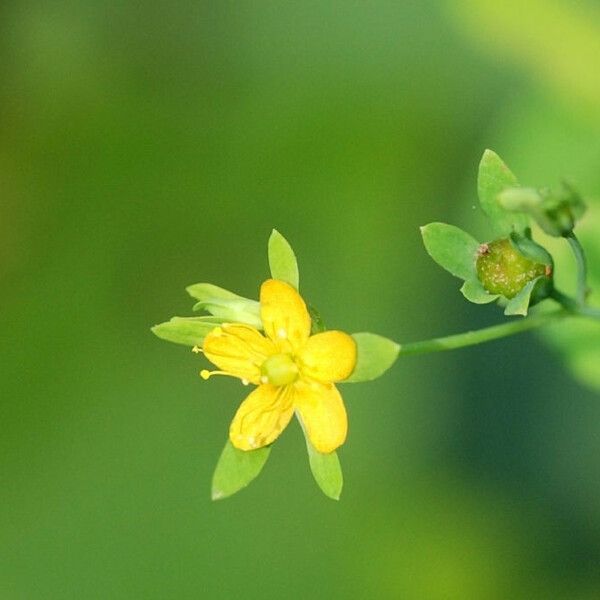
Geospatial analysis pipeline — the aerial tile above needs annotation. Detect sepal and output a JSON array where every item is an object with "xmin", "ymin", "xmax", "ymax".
[
  {"xmin": 478, "ymin": 150, "xmax": 529, "ymax": 236},
  {"xmin": 211, "ymin": 440, "xmax": 271, "ymax": 500},
  {"xmin": 304, "ymin": 436, "xmax": 343, "ymax": 500},
  {"xmin": 504, "ymin": 277, "xmax": 546, "ymax": 316},
  {"xmin": 420, "ymin": 222, "xmax": 480, "ymax": 281},
  {"xmin": 344, "ymin": 333, "xmax": 400, "ymax": 382},
  {"xmin": 151, "ymin": 316, "xmax": 225, "ymax": 346},
  {"xmin": 268, "ymin": 229, "xmax": 300, "ymax": 289},
  {"xmin": 460, "ymin": 278, "xmax": 499, "ymax": 304}
]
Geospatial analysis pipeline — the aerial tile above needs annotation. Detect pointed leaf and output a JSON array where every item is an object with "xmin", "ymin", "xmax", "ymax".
[
  {"xmin": 151, "ymin": 316, "xmax": 223, "ymax": 346},
  {"xmin": 478, "ymin": 149, "xmax": 528, "ymax": 236},
  {"xmin": 345, "ymin": 333, "xmax": 400, "ymax": 383},
  {"xmin": 420, "ymin": 223, "xmax": 480, "ymax": 280},
  {"xmin": 211, "ymin": 440, "xmax": 271, "ymax": 500},
  {"xmin": 460, "ymin": 278, "xmax": 500, "ymax": 305},
  {"xmin": 268, "ymin": 229, "xmax": 299, "ymax": 289},
  {"xmin": 305, "ymin": 442, "xmax": 343, "ymax": 500}
]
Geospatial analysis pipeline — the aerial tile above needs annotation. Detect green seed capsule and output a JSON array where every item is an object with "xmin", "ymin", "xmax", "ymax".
[{"xmin": 476, "ymin": 238, "xmax": 549, "ymax": 299}]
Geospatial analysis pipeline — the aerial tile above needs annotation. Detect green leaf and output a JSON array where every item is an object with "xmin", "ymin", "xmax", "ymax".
[
  {"xmin": 460, "ymin": 278, "xmax": 499, "ymax": 304},
  {"xmin": 420, "ymin": 222, "xmax": 480, "ymax": 280},
  {"xmin": 305, "ymin": 441, "xmax": 343, "ymax": 501},
  {"xmin": 151, "ymin": 316, "xmax": 223, "ymax": 346},
  {"xmin": 211, "ymin": 440, "xmax": 271, "ymax": 501},
  {"xmin": 345, "ymin": 332, "xmax": 400, "ymax": 383},
  {"xmin": 478, "ymin": 149, "xmax": 528, "ymax": 236},
  {"xmin": 268, "ymin": 229, "xmax": 299, "ymax": 289},
  {"xmin": 504, "ymin": 277, "xmax": 542, "ymax": 316}
]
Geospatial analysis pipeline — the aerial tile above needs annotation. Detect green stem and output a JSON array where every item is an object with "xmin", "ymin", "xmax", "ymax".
[
  {"xmin": 399, "ymin": 309, "xmax": 568, "ymax": 357},
  {"xmin": 566, "ymin": 232, "xmax": 588, "ymax": 305},
  {"xmin": 551, "ymin": 289, "xmax": 600, "ymax": 319}
]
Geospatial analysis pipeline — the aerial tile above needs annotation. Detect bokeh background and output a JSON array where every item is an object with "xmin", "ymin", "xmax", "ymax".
[{"xmin": 2, "ymin": 1, "xmax": 600, "ymax": 598}]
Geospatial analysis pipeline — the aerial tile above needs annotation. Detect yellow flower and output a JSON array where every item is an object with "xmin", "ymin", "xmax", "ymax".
[{"xmin": 200, "ymin": 279, "xmax": 357, "ymax": 453}]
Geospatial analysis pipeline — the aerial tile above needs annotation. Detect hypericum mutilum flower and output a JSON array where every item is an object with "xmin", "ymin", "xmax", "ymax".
[{"xmin": 200, "ymin": 279, "xmax": 357, "ymax": 453}]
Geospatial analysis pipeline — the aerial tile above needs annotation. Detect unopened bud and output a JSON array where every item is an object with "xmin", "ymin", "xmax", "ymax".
[{"xmin": 498, "ymin": 183, "xmax": 586, "ymax": 237}]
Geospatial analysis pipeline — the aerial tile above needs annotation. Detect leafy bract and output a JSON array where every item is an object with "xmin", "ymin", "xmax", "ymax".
[
  {"xmin": 478, "ymin": 150, "xmax": 528, "ymax": 236},
  {"xmin": 345, "ymin": 333, "xmax": 400, "ymax": 383},
  {"xmin": 151, "ymin": 316, "xmax": 224, "ymax": 346},
  {"xmin": 211, "ymin": 440, "xmax": 271, "ymax": 500},
  {"xmin": 268, "ymin": 229, "xmax": 300, "ymax": 289},
  {"xmin": 421, "ymin": 222, "xmax": 480, "ymax": 280}
]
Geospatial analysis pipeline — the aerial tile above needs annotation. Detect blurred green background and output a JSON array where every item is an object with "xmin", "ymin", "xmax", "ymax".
[{"xmin": 2, "ymin": 1, "xmax": 600, "ymax": 598}]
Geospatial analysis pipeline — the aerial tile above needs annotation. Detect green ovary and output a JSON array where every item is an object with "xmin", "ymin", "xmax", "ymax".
[
  {"xmin": 261, "ymin": 353, "xmax": 299, "ymax": 386},
  {"xmin": 476, "ymin": 239, "xmax": 547, "ymax": 299}
]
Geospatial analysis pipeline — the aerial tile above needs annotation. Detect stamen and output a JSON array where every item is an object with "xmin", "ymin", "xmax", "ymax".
[
  {"xmin": 200, "ymin": 369, "xmax": 243, "ymax": 381},
  {"xmin": 277, "ymin": 328, "xmax": 287, "ymax": 339},
  {"xmin": 241, "ymin": 378, "xmax": 249, "ymax": 386},
  {"xmin": 192, "ymin": 346, "xmax": 204, "ymax": 354},
  {"xmin": 260, "ymin": 375, "xmax": 269, "ymax": 384}
]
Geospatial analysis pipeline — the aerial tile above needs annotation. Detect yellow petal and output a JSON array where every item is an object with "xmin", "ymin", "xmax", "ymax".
[
  {"xmin": 229, "ymin": 384, "xmax": 294, "ymax": 450},
  {"xmin": 297, "ymin": 330, "xmax": 357, "ymax": 383},
  {"xmin": 203, "ymin": 324, "xmax": 276, "ymax": 384},
  {"xmin": 260, "ymin": 279, "xmax": 311, "ymax": 351},
  {"xmin": 294, "ymin": 381, "xmax": 347, "ymax": 453}
]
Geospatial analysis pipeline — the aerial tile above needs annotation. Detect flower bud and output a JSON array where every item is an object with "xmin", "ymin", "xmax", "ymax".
[
  {"xmin": 186, "ymin": 283, "xmax": 263, "ymax": 329},
  {"xmin": 498, "ymin": 183, "xmax": 586, "ymax": 237},
  {"xmin": 476, "ymin": 238, "xmax": 551, "ymax": 299}
]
